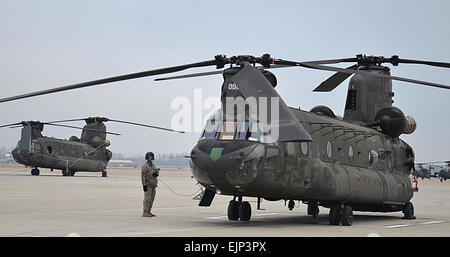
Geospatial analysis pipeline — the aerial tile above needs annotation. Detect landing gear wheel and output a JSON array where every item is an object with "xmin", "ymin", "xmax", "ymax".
[
  {"xmin": 227, "ymin": 200, "xmax": 240, "ymax": 221},
  {"xmin": 239, "ymin": 201, "xmax": 252, "ymax": 221},
  {"xmin": 102, "ymin": 171, "xmax": 107, "ymax": 177},
  {"xmin": 341, "ymin": 205, "xmax": 353, "ymax": 226},
  {"xmin": 31, "ymin": 168, "xmax": 40, "ymax": 176},
  {"xmin": 329, "ymin": 205, "xmax": 342, "ymax": 225},
  {"xmin": 62, "ymin": 170, "xmax": 74, "ymax": 176},
  {"xmin": 402, "ymin": 202, "xmax": 416, "ymax": 220},
  {"xmin": 307, "ymin": 202, "xmax": 319, "ymax": 218}
]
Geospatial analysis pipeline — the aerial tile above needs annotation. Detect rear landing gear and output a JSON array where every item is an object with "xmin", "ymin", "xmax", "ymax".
[
  {"xmin": 329, "ymin": 204, "xmax": 353, "ymax": 226},
  {"xmin": 31, "ymin": 168, "xmax": 40, "ymax": 176},
  {"xmin": 329, "ymin": 205, "xmax": 342, "ymax": 225},
  {"xmin": 227, "ymin": 197, "xmax": 252, "ymax": 221},
  {"xmin": 307, "ymin": 202, "xmax": 320, "ymax": 218},
  {"xmin": 102, "ymin": 171, "xmax": 107, "ymax": 177},
  {"xmin": 62, "ymin": 170, "xmax": 75, "ymax": 176},
  {"xmin": 341, "ymin": 205, "xmax": 353, "ymax": 226},
  {"xmin": 402, "ymin": 202, "xmax": 416, "ymax": 219}
]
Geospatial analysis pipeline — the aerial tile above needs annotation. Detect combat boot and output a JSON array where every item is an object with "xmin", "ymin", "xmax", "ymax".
[
  {"xmin": 149, "ymin": 212, "xmax": 156, "ymax": 217},
  {"xmin": 142, "ymin": 211, "xmax": 153, "ymax": 217}
]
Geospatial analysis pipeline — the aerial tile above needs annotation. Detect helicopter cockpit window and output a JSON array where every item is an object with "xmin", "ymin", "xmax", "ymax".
[
  {"xmin": 30, "ymin": 140, "xmax": 41, "ymax": 153},
  {"xmin": 201, "ymin": 120, "xmax": 220, "ymax": 140},
  {"xmin": 286, "ymin": 142, "xmax": 297, "ymax": 157},
  {"xmin": 264, "ymin": 147, "xmax": 279, "ymax": 169},
  {"xmin": 300, "ymin": 142, "xmax": 309, "ymax": 157},
  {"xmin": 236, "ymin": 122, "xmax": 250, "ymax": 140},
  {"xmin": 200, "ymin": 118, "xmax": 266, "ymax": 142},
  {"xmin": 248, "ymin": 123, "xmax": 263, "ymax": 142},
  {"xmin": 219, "ymin": 122, "xmax": 236, "ymax": 140}
]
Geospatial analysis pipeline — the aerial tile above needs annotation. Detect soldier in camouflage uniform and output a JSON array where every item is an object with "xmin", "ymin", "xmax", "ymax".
[{"xmin": 141, "ymin": 152, "xmax": 159, "ymax": 217}]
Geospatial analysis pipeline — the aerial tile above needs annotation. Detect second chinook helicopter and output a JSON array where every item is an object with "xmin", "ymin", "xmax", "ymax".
[
  {"xmin": 0, "ymin": 54, "xmax": 448, "ymax": 226},
  {"xmin": 412, "ymin": 163, "xmax": 432, "ymax": 179},
  {"xmin": 0, "ymin": 117, "xmax": 183, "ymax": 177}
]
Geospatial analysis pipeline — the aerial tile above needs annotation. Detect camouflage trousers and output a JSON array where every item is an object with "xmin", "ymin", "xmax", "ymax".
[{"xmin": 143, "ymin": 187, "xmax": 156, "ymax": 212}]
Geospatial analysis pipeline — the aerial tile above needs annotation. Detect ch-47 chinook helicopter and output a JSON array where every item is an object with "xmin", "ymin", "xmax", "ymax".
[
  {"xmin": 0, "ymin": 54, "xmax": 449, "ymax": 226},
  {"xmin": 412, "ymin": 163, "xmax": 432, "ymax": 179},
  {"xmin": 0, "ymin": 117, "xmax": 183, "ymax": 177},
  {"xmin": 412, "ymin": 161, "xmax": 450, "ymax": 181},
  {"xmin": 438, "ymin": 162, "xmax": 450, "ymax": 182}
]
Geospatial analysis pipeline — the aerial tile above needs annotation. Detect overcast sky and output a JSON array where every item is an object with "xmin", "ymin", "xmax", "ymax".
[{"xmin": 0, "ymin": 0, "xmax": 449, "ymax": 161}]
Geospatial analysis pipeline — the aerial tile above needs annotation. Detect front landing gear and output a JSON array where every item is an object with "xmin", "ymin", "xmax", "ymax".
[
  {"xmin": 239, "ymin": 201, "xmax": 252, "ymax": 221},
  {"xmin": 227, "ymin": 200, "xmax": 239, "ymax": 221},
  {"xmin": 402, "ymin": 202, "xmax": 416, "ymax": 220},
  {"xmin": 102, "ymin": 171, "xmax": 107, "ymax": 177},
  {"xmin": 227, "ymin": 197, "xmax": 252, "ymax": 221},
  {"xmin": 31, "ymin": 168, "xmax": 40, "ymax": 176}
]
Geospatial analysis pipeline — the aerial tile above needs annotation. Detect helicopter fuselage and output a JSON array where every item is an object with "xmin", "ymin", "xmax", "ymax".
[
  {"xmin": 12, "ymin": 136, "xmax": 112, "ymax": 173},
  {"xmin": 191, "ymin": 107, "xmax": 414, "ymax": 212}
]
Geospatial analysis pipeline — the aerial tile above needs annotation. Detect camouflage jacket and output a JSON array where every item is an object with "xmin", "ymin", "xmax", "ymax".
[{"xmin": 141, "ymin": 161, "xmax": 159, "ymax": 188}]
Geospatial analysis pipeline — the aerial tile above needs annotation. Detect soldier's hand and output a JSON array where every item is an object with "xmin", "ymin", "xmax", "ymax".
[{"xmin": 143, "ymin": 185, "xmax": 148, "ymax": 192}]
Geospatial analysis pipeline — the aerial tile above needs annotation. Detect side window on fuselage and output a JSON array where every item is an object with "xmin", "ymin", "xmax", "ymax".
[{"xmin": 264, "ymin": 147, "xmax": 280, "ymax": 170}]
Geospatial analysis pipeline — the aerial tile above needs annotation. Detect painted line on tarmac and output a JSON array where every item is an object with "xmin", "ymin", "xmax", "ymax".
[
  {"xmin": 384, "ymin": 220, "xmax": 445, "ymax": 228},
  {"xmin": 418, "ymin": 220, "xmax": 445, "ymax": 225},
  {"xmin": 385, "ymin": 224, "xmax": 411, "ymax": 228}
]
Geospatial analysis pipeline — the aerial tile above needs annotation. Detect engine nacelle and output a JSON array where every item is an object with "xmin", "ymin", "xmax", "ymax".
[
  {"xmin": 310, "ymin": 105, "xmax": 336, "ymax": 118},
  {"xmin": 91, "ymin": 136, "xmax": 110, "ymax": 147},
  {"xmin": 403, "ymin": 116, "xmax": 417, "ymax": 134},
  {"xmin": 374, "ymin": 107, "xmax": 416, "ymax": 137},
  {"xmin": 261, "ymin": 70, "xmax": 277, "ymax": 88}
]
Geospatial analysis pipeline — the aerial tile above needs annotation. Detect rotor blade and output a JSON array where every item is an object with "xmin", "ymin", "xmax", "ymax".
[
  {"xmin": 154, "ymin": 64, "xmax": 294, "ymax": 82},
  {"xmin": 280, "ymin": 61, "xmax": 450, "ymax": 90},
  {"xmin": 9, "ymin": 125, "xmax": 24, "ymax": 129},
  {"xmin": 0, "ymin": 122, "xmax": 23, "ymax": 129},
  {"xmin": 0, "ymin": 59, "xmax": 220, "ymax": 103},
  {"xmin": 44, "ymin": 123, "xmax": 121, "ymax": 135},
  {"xmin": 302, "ymin": 58, "xmax": 358, "ymax": 65},
  {"xmin": 154, "ymin": 70, "xmax": 223, "ymax": 81},
  {"xmin": 395, "ymin": 58, "xmax": 450, "ymax": 68},
  {"xmin": 152, "ymin": 57, "xmax": 360, "ymax": 82},
  {"xmin": 313, "ymin": 64, "xmax": 359, "ymax": 92},
  {"xmin": 44, "ymin": 118, "xmax": 88, "ymax": 124},
  {"xmin": 106, "ymin": 119, "xmax": 186, "ymax": 134}
]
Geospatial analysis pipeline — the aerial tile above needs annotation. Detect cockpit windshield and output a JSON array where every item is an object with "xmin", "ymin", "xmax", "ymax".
[{"xmin": 199, "ymin": 119, "xmax": 265, "ymax": 142}]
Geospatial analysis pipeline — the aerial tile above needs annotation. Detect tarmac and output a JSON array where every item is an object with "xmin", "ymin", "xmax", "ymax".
[{"xmin": 0, "ymin": 165, "xmax": 449, "ymax": 237}]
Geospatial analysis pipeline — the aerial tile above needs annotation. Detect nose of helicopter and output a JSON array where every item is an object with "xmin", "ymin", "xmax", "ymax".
[
  {"xmin": 190, "ymin": 140, "xmax": 265, "ymax": 194},
  {"xmin": 11, "ymin": 148, "xmax": 28, "ymax": 164}
]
